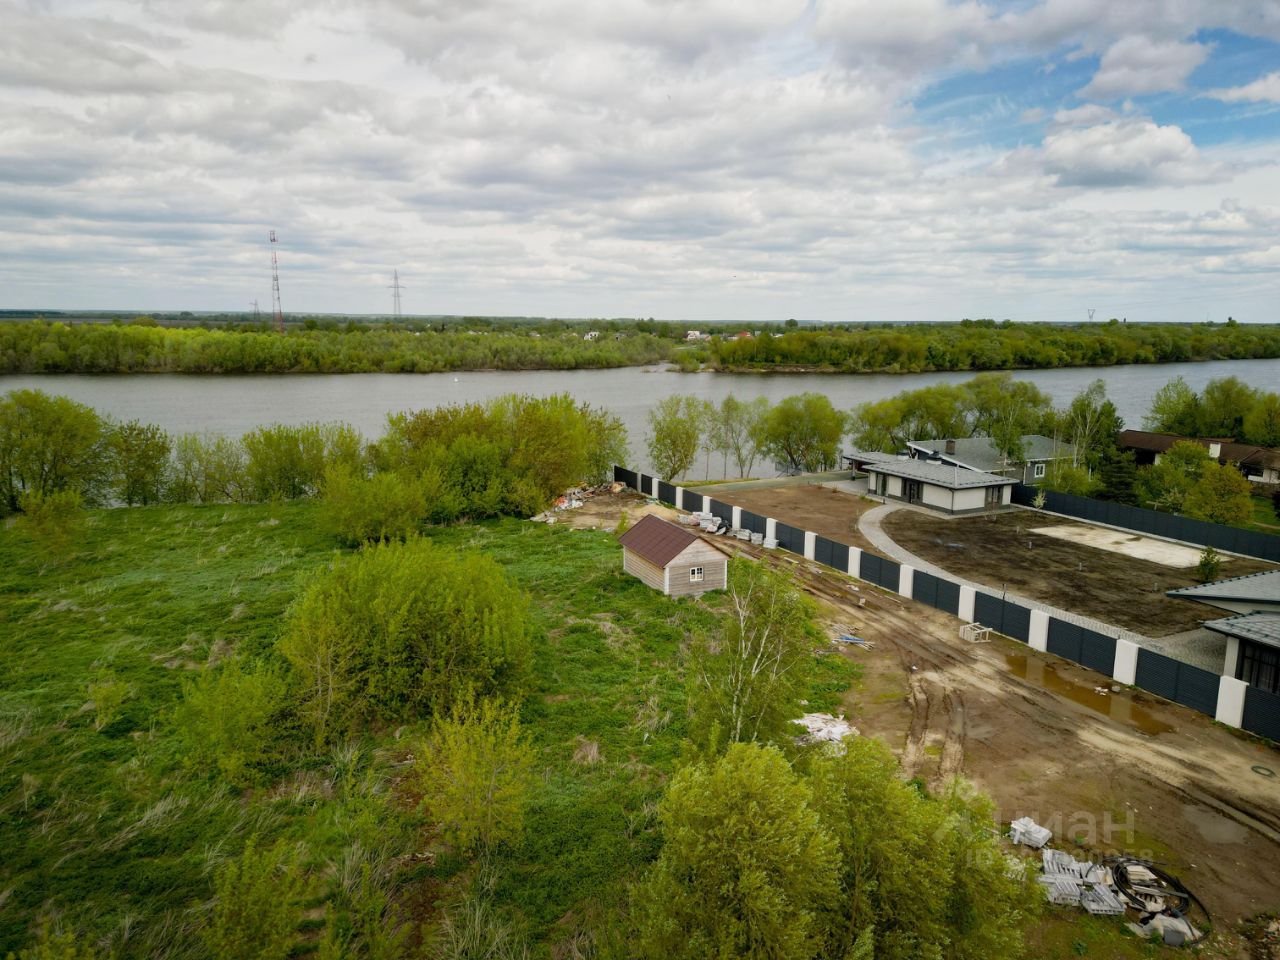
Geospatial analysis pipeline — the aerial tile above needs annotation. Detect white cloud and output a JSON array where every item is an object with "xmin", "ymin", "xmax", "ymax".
[
  {"xmin": 1038, "ymin": 118, "xmax": 1216, "ymax": 187},
  {"xmin": 1207, "ymin": 70, "xmax": 1280, "ymax": 103},
  {"xmin": 1080, "ymin": 35, "xmax": 1210, "ymax": 99}
]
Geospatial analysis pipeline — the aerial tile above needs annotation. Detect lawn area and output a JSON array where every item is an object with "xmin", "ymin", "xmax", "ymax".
[
  {"xmin": 1247, "ymin": 494, "xmax": 1280, "ymax": 533},
  {"xmin": 0, "ymin": 503, "xmax": 853, "ymax": 958}
]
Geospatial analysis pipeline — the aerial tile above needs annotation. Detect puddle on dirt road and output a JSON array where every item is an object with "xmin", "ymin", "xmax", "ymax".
[
  {"xmin": 1180, "ymin": 803, "xmax": 1250, "ymax": 845},
  {"xmin": 1004, "ymin": 653, "xmax": 1175, "ymax": 736}
]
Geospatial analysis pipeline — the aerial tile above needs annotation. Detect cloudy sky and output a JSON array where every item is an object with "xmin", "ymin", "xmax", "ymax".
[{"xmin": 3, "ymin": 0, "xmax": 1279, "ymax": 322}]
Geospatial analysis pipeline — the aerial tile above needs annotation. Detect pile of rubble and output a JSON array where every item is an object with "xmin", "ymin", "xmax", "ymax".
[
  {"xmin": 530, "ymin": 482, "xmax": 625, "ymax": 523},
  {"xmin": 1010, "ymin": 817, "xmax": 1207, "ymax": 947}
]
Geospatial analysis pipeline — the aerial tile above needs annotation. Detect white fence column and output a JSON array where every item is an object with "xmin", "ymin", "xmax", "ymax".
[
  {"xmin": 803, "ymin": 531, "xmax": 816, "ymax": 560},
  {"xmin": 650, "ymin": 476, "xmax": 660, "ymax": 499},
  {"xmin": 732, "ymin": 505, "xmax": 742, "ymax": 529},
  {"xmin": 897, "ymin": 564, "xmax": 914, "ymax": 599},
  {"xmin": 1112, "ymin": 639, "xmax": 1139, "ymax": 686},
  {"xmin": 1028, "ymin": 610, "xmax": 1049, "ymax": 652},
  {"xmin": 958, "ymin": 585, "xmax": 976, "ymax": 622},
  {"xmin": 847, "ymin": 547, "xmax": 862, "ymax": 579},
  {"xmin": 1215, "ymin": 676, "xmax": 1247, "ymax": 727},
  {"xmin": 765, "ymin": 518, "xmax": 777, "ymax": 541},
  {"xmin": 674, "ymin": 486, "xmax": 685, "ymax": 510},
  {"xmin": 701, "ymin": 494, "xmax": 711, "ymax": 513}
]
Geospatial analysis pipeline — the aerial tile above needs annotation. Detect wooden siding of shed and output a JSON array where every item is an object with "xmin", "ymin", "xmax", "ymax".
[
  {"xmin": 667, "ymin": 541, "xmax": 728, "ymax": 596},
  {"xmin": 623, "ymin": 549, "xmax": 666, "ymax": 592}
]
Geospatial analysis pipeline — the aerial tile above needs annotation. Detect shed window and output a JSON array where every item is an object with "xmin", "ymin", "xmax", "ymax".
[
  {"xmin": 689, "ymin": 566, "xmax": 704, "ymax": 582},
  {"xmin": 1033, "ymin": 463, "xmax": 1046, "ymax": 479}
]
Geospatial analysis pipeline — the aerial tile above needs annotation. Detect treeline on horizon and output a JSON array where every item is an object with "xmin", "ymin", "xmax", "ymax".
[{"xmin": 2, "ymin": 316, "xmax": 1279, "ymax": 375}]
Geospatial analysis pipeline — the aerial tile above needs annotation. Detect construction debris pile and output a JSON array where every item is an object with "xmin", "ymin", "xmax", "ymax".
[
  {"xmin": 795, "ymin": 712, "xmax": 858, "ymax": 748},
  {"xmin": 677, "ymin": 511, "xmax": 773, "ymax": 546},
  {"xmin": 1010, "ymin": 818, "xmax": 1208, "ymax": 947},
  {"xmin": 529, "ymin": 483, "xmax": 625, "ymax": 523}
]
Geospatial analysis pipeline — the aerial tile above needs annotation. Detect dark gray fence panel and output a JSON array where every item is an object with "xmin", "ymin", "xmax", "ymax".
[
  {"xmin": 1135, "ymin": 648, "xmax": 1179, "ymax": 702},
  {"xmin": 709, "ymin": 499, "xmax": 733, "ymax": 523},
  {"xmin": 740, "ymin": 511, "xmax": 766, "ymax": 535},
  {"xmin": 614, "ymin": 466, "xmax": 638, "ymax": 489},
  {"xmin": 873, "ymin": 556, "xmax": 901, "ymax": 591},
  {"xmin": 974, "ymin": 592, "xmax": 1005, "ymax": 631},
  {"xmin": 1002, "ymin": 603, "xmax": 1031, "ymax": 642},
  {"xmin": 1171, "ymin": 662, "xmax": 1220, "ymax": 716},
  {"xmin": 638, "ymin": 473, "xmax": 654, "ymax": 494},
  {"xmin": 934, "ymin": 578, "xmax": 961, "ymax": 616},
  {"xmin": 913, "ymin": 571, "xmax": 940, "ymax": 608},
  {"xmin": 814, "ymin": 536, "xmax": 835, "ymax": 568},
  {"xmin": 1079, "ymin": 630, "xmax": 1117, "ymax": 676},
  {"xmin": 860, "ymin": 552, "xmax": 882, "ymax": 586},
  {"xmin": 1011, "ymin": 483, "xmax": 1280, "ymax": 562},
  {"xmin": 828, "ymin": 541, "xmax": 849, "ymax": 572},
  {"xmin": 775, "ymin": 522, "xmax": 803, "ymax": 554},
  {"xmin": 1047, "ymin": 619, "xmax": 1082, "ymax": 663},
  {"xmin": 1242, "ymin": 686, "xmax": 1280, "ymax": 742},
  {"xmin": 657, "ymin": 480, "xmax": 677, "ymax": 505}
]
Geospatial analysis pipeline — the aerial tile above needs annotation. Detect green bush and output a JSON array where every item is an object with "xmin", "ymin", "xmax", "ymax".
[
  {"xmin": 279, "ymin": 538, "xmax": 530, "ymax": 744},
  {"xmin": 5, "ymin": 924, "xmax": 97, "ymax": 960},
  {"xmin": 0, "ymin": 389, "xmax": 109, "ymax": 513},
  {"xmin": 16, "ymin": 489, "xmax": 86, "ymax": 558},
  {"xmin": 242, "ymin": 422, "xmax": 363, "ymax": 501},
  {"xmin": 173, "ymin": 659, "xmax": 288, "ymax": 785},
  {"xmin": 107, "ymin": 420, "xmax": 171, "ymax": 505},
  {"xmin": 202, "ymin": 838, "xmax": 304, "ymax": 960},
  {"xmin": 320, "ymin": 467, "xmax": 427, "ymax": 545},
  {"xmin": 415, "ymin": 697, "xmax": 536, "ymax": 853},
  {"xmin": 167, "ymin": 432, "xmax": 248, "ymax": 503},
  {"xmin": 87, "ymin": 674, "xmax": 131, "ymax": 732}
]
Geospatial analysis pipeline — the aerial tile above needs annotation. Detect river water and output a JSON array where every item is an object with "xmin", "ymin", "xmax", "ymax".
[{"xmin": 3, "ymin": 357, "xmax": 1276, "ymax": 473}]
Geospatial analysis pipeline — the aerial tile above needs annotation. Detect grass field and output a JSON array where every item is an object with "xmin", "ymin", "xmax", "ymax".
[{"xmin": 0, "ymin": 503, "xmax": 854, "ymax": 958}]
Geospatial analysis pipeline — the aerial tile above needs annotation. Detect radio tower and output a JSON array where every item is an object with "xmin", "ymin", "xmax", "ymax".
[
  {"xmin": 389, "ymin": 269, "xmax": 404, "ymax": 320},
  {"xmin": 250, "ymin": 299, "xmax": 260, "ymax": 321},
  {"xmin": 269, "ymin": 230, "xmax": 285, "ymax": 333}
]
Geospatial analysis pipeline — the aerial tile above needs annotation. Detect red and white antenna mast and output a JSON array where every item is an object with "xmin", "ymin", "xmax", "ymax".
[{"xmin": 269, "ymin": 230, "xmax": 285, "ymax": 333}]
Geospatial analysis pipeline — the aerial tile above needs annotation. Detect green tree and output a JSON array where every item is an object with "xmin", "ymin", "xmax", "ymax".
[
  {"xmin": 1197, "ymin": 376, "xmax": 1257, "ymax": 439},
  {"xmin": 108, "ymin": 420, "xmax": 171, "ymax": 505},
  {"xmin": 1182, "ymin": 461, "xmax": 1253, "ymax": 526},
  {"xmin": 1243, "ymin": 392, "xmax": 1280, "ymax": 447},
  {"xmin": 756, "ymin": 393, "xmax": 847, "ymax": 472},
  {"xmin": 1063, "ymin": 379, "xmax": 1122, "ymax": 467},
  {"xmin": 1134, "ymin": 440, "xmax": 1211, "ymax": 512},
  {"xmin": 633, "ymin": 743, "xmax": 839, "ymax": 960},
  {"xmin": 713, "ymin": 395, "xmax": 771, "ymax": 478},
  {"xmin": 807, "ymin": 738, "xmax": 1038, "ymax": 960},
  {"xmin": 1040, "ymin": 462, "xmax": 1098, "ymax": 496},
  {"xmin": 168, "ymin": 432, "xmax": 247, "ymax": 503},
  {"xmin": 964, "ymin": 373, "xmax": 1050, "ymax": 461},
  {"xmin": 173, "ymin": 659, "xmax": 288, "ymax": 786},
  {"xmin": 0, "ymin": 390, "xmax": 110, "ymax": 513},
  {"xmin": 15, "ymin": 489, "xmax": 86, "ymax": 559},
  {"xmin": 279, "ymin": 539, "xmax": 530, "ymax": 744},
  {"xmin": 202, "ymin": 838, "xmax": 304, "ymax": 960},
  {"xmin": 688, "ymin": 558, "xmax": 816, "ymax": 751},
  {"xmin": 320, "ymin": 467, "xmax": 426, "ymax": 545},
  {"xmin": 1096, "ymin": 447, "xmax": 1138, "ymax": 504},
  {"xmin": 415, "ymin": 696, "xmax": 536, "ymax": 853},
  {"xmin": 645, "ymin": 395, "xmax": 703, "ymax": 481},
  {"xmin": 1144, "ymin": 376, "xmax": 1200, "ymax": 435},
  {"xmin": 242, "ymin": 422, "xmax": 363, "ymax": 501}
]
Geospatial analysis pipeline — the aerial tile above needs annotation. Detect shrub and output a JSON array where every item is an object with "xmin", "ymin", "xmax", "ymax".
[
  {"xmin": 16, "ymin": 489, "xmax": 86, "ymax": 559},
  {"xmin": 107, "ymin": 420, "xmax": 171, "ymax": 505},
  {"xmin": 279, "ymin": 539, "xmax": 530, "ymax": 744},
  {"xmin": 415, "ymin": 696, "xmax": 536, "ymax": 853},
  {"xmin": 173, "ymin": 659, "xmax": 288, "ymax": 785},
  {"xmin": 6, "ymin": 924, "xmax": 97, "ymax": 960},
  {"xmin": 168, "ymin": 432, "xmax": 248, "ymax": 503},
  {"xmin": 1196, "ymin": 546, "xmax": 1222, "ymax": 584},
  {"xmin": 320, "ymin": 467, "xmax": 426, "ymax": 545},
  {"xmin": 202, "ymin": 838, "xmax": 304, "ymax": 960},
  {"xmin": 242, "ymin": 422, "xmax": 362, "ymax": 501},
  {"xmin": 87, "ymin": 674, "xmax": 131, "ymax": 732},
  {"xmin": 633, "ymin": 742, "xmax": 839, "ymax": 960}
]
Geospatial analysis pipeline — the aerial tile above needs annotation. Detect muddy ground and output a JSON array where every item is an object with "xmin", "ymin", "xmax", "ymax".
[
  {"xmin": 883, "ymin": 509, "xmax": 1274, "ymax": 637},
  {"xmin": 580, "ymin": 491, "xmax": 1280, "ymax": 957},
  {"xmin": 690, "ymin": 481, "xmax": 881, "ymax": 551}
]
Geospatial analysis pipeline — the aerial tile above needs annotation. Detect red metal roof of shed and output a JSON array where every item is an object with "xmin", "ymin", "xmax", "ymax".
[{"xmin": 618, "ymin": 513, "xmax": 702, "ymax": 568}]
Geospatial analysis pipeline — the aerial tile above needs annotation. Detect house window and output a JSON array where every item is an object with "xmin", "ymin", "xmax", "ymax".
[
  {"xmin": 1033, "ymin": 463, "xmax": 1046, "ymax": 479},
  {"xmin": 985, "ymin": 485, "xmax": 1002, "ymax": 506},
  {"xmin": 689, "ymin": 566, "xmax": 704, "ymax": 582},
  {"xmin": 1240, "ymin": 640, "xmax": 1280, "ymax": 694}
]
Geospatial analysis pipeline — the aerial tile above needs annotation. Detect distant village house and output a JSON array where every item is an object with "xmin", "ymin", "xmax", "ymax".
[{"xmin": 1118, "ymin": 430, "xmax": 1280, "ymax": 485}]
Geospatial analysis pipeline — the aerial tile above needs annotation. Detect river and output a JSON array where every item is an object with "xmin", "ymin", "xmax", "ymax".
[{"xmin": 3, "ymin": 357, "xmax": 1276, "ymax": 474}]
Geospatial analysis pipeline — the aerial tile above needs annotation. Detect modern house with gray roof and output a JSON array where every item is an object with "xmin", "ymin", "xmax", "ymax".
[
  {"xmin": 907, "ymin": 434, "xmax": 1076, "ymax": 484},
  {"xmin": 1169, "ymin": 570, "xmax": 1280, "ymax": 694},
  {"xmin": 856, "ymin": 454, "xmax": 1015, "ymax": 514}
]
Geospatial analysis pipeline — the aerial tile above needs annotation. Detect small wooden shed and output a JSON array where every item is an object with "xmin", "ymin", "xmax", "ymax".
[{"xmin": 618, "ymin": 514, "xmax": 729, "ymax": 597}]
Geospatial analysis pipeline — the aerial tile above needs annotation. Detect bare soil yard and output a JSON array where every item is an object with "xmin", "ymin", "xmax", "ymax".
[
  {"xmin": 691, "ymin": 481, "xmax": 879, "ymax": 551},
  {"xmin": 882, "ymin": 509, "xmax": 1274, "ymax": 637}
]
